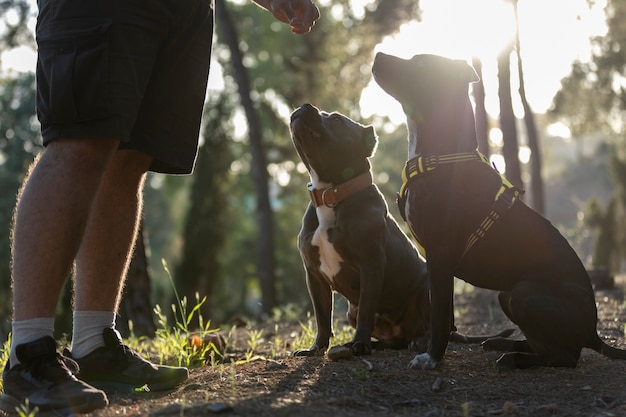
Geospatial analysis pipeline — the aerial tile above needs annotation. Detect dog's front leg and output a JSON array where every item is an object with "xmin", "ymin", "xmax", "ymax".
[
  {"xmin": 294, "ymin": 270, "xmax": 333, "ymax": 356},
  {"xmin": 409, "ymin": 256, "xmax": 454, "ymax": 370},
  {"xmin": 351, "ymin": 262, "xmax": 385, "ymax": 355}
]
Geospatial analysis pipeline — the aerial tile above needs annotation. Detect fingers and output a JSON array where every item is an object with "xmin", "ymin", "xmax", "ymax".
[
  {"xmin": 270, "ymin": 0, "xmax": 320, "ymax": 34},
  {"xmin": 289, "ymin": 0, "xmax": 320, "ymax": 34}
]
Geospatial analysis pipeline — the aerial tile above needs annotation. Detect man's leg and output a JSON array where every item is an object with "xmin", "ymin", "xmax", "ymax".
[
  {"xmin": 74, "ymin": 149, "xmax": 152, "ymax": 314},
  {"xmin": 70, "ymin": 149, "xmax": 151, "ymax": 358},
  {"xmin": 67, "ymin": 149, "xmax": 189, "ymax": 392},
  {"xmin": 2, "ymin": 138, "xmax": 118, "ymax": 413},
  {"xmin": 11, "ymin": 138, "xmax": 119, "ymax": 328}
]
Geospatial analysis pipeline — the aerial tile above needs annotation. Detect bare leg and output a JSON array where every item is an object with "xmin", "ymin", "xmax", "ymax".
[
  {"xmin": 73, "ymin": 149, "xmax": 152, "ymax": 313},
  {"xmin": 11, "ymin": 139, "xmax": 119, "ymax": 321}
]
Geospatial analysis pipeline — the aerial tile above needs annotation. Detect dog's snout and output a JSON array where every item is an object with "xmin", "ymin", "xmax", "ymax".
[{"xmin": 291, "ymin": 103, "xmax": 320, "ymax": 122}]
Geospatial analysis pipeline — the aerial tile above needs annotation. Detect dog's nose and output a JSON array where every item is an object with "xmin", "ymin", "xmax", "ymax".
[{"xmin": 292, "ymin": 103, "xmax": 315, "ymax": 120}]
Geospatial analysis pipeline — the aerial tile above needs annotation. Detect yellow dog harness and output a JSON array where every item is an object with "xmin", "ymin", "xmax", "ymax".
[{"xmin": 397, "ymin": 151, "xmax": 524, "ymax": 260}]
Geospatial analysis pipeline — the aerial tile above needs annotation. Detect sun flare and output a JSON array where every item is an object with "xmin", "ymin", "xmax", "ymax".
[{"xmin": 361, "ymin": 0, "xmax": 608, "ymax": 123}]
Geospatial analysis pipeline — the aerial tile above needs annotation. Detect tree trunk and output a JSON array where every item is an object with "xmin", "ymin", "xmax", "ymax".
[
  {"xmin": 497, "ymin": 46, "xmax": 523, "ymax": 189},
  {"xmin": 118, "ymin": 222, "xmax": 157, "ymax": 337},
  {"xmin": 215, "ymin": 0, "xmax": 276, "ymax": 315},
  {"xmin": 513, "ymin": 0, "xmax": 544, "ymax": 214},
  {"xmin": 471, "ymin": 56, "xmax": 490, "ymax": 157}
]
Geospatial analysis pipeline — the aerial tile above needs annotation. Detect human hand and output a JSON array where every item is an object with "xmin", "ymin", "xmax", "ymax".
[{"xmin": 264, "ymin": 0, "xmax": 320, "ymax": 34}]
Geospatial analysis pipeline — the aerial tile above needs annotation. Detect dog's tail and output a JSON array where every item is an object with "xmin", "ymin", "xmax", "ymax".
[
  {"xmin": 592, "ymin": 336, "xmax": 626, "ymax": 360},
  {"xmin": 450, "ymin": 327, "xmax": 516, "ymax": 344}
]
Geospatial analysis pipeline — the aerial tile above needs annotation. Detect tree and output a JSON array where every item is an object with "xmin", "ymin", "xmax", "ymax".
[
  {"xmin": 472, "ymin": 57, "xmax": 490, "ymax": 157},
  {"xmin": 216, "ymin": 0, "xmax": 277, "ymax": 315},
  {"xmin": 551, "ymin": 0, "xmax": 626, "ymax": 271},
  {"xmin": 512, "ymin": 0, "xmax": 543, "ymax": 214},
  {"xmin": 497, "ymin": 44, "xmax": 523, "ymax": 189}
]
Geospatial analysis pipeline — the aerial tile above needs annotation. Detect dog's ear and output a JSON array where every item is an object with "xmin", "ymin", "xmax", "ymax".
[
  {"xmin": 454, "ymin": 59, "xmax": 480, "ymax": 84},
  {"xmin": 364, "ymin": 126, "xmax": 379, "ymax": 157}
]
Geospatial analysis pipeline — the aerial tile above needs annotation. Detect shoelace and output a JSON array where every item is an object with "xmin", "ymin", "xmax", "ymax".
[
  {"xmin": 26, "ymin": 353, "xmax": 76, "ymax": 383},
  {"xmin": 112, "ymin": 343, "xmax": 149, "ymax": 367}
]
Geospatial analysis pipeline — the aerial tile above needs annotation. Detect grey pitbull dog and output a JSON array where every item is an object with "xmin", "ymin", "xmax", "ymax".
[
  {"xmin": 371, "ymin": 52, "xmax": 626, "ymax": 369},
  {"xmin": 290, "ymin": 103, "xmax": 513, "ymax": 356}
]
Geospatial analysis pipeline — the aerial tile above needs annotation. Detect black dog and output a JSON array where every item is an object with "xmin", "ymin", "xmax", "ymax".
[
  {"xmin": 289, "ymin": 103, "xmax": 512, "ymax": 356},
  {"xmin": 371, "ymin": 52, "xmax": 626, "ymax": 369}
]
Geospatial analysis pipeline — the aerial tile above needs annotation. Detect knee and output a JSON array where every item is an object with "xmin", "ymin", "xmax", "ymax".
[
  {"xmin": 44, "ymin": 138, "xmax": 120, "ymax": 172},
  {"xmin": 111, "ymin": 150, "xmax": 153, "ymax": 179}
]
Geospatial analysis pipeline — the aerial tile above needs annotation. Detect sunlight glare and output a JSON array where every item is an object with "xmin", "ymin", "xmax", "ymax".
[
  {"xmin": 488, "ymin": 127, "xmax": 503, "ymax": 147},
  {"xmin": 518, "ymin": 146, "xmax": 531, "ymax": 164},
  {"xmin": 361, "ymin": 0, "xmax": 516, "ymax": 123},
  {"xmin": 546, "ymin": 122, "xmax": 572, "ymax": 140},
  {"xmin": 232, "ymin": 109, "xmax": 248, "ymax": 141},
  {"xmin": 1, "ymin": 46, "xmax": 36, "ymax": 73},
  {"xmin": 361, "ymin": 0, "xmax": 609, "ymax": 125}
]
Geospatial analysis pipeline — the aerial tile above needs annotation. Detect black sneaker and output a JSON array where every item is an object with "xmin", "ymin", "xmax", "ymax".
[
  {"xmin": 65, "ymin": 328, "xmax": 188, "ymax": 392},
  {"xmin": 0, "ymin": 336, "xmax": 108, "ymax": 415}
]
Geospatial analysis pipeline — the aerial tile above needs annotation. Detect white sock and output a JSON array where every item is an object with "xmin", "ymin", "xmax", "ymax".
[
  {"xmin": 9, "ymin": 317, "xmax": 55, "ymax": 368},
  {"xmin": 70, "ymin": 311, "xmax": 116, "ymax": 359}
]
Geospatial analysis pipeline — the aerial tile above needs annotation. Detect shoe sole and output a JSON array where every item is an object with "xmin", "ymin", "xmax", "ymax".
[
  {"xmin": 84, "ymin": 377, "xmax": 187, "ymax": 393},
  {"xmin": 0, "ymin": 392, "xmax": 108, "ymax": 415}
]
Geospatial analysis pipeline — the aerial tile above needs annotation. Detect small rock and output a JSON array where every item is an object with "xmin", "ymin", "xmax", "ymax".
[
  {"xmin": 431, "ymin": 377, "xmax": 444, "ymax": 392},
  {"xmin": 265, "ymin": 360, "xmax": 288, "ymax": 371},
  {"xmin": 502, "ymin": 400, "xmax": 518, "ymax": 415},
  {"xmin": 206, "ymin": 403, "xmax": 233, "ymax": 414},
  {"xmin": 327, "ymin": 345, "xmax": 353, "ymax": 361}
]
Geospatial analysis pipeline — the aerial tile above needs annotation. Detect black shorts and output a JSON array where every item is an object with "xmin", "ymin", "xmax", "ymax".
[{"xmin": 36, "ymin": 0, "xmax": 214, "ymax": 174}]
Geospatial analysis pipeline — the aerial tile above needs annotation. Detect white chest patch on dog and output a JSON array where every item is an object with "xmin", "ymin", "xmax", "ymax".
[
  {"xmin": 312, "ymin": 206, "xmax": 343, "ymax": 280},
  {"xmin": 309, "ymin": 171, "xmax": 344, "ymax": 281}
]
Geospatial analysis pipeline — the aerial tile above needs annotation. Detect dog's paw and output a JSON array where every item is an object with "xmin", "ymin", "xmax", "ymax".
[
  {"xmin": 293, "ymin": 346, "xmax": 326, "ymax": 357},
  {"xmin": 408, "ymin": 353, "xmax": 438, "ymax": 370},
  {"xmin": 347, "ymin": 340, "xmax": 372, "ymax": 356}
]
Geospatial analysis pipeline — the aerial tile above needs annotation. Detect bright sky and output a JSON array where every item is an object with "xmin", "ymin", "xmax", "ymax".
[{"xmin": 360, "ymin": 0, "xmax": 608, "ymax": 124}]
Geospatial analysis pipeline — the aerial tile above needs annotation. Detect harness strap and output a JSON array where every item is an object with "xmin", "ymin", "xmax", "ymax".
[
  {"xmin": 461, "ymin": 179, "xmax": 523, "ymax": 259},
  {"xmin": 308, "ymin": 171, "xmax": 373, "ymax": 208},
  {"xmin": 399, "ymin": 151, "xmax": 481, "ymax": 200},
  {"xmin": 397, "ymin": 150, "xmax": 523, "ymax": 259}
]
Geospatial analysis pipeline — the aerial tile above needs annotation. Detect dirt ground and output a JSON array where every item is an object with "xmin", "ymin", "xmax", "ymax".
[{"xmin": 6, "ymin": 277, "xmax": 626, "ymax": 417}]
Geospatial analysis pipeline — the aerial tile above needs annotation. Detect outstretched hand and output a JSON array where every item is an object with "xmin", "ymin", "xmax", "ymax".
[{"xmin": 258, "ymin": 0, "xmax": 320, "ymax": 34}]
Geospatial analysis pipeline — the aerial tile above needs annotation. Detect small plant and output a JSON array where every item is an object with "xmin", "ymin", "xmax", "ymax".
[
  {"xmin": 270, "ymin": 324, "xmax": 287, "ymax": 359},
  {"xmin": 124, "ymin": 260, "xmax": 220, "ymax": 369},
  {"xmin": 353, "ymin": 366, "xmax": 369, "ymax": 381},
  {"xmin": 290, "ymin": 316, "xmax": 355, "ymax": 353},
  {"xmin": 291, "ymin": 316, "xmax": 316, "ymax": 352},
  {"xmin": 0, "ymin": 334, "xmax": 10, "ymax": 394},
  {"xmin": 15, "ymin": 399, "xmax": 38, "ymax": 417},
  {"xmin": 246, "ymin": 329, "xmax": 263, "ymax": 354}
]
